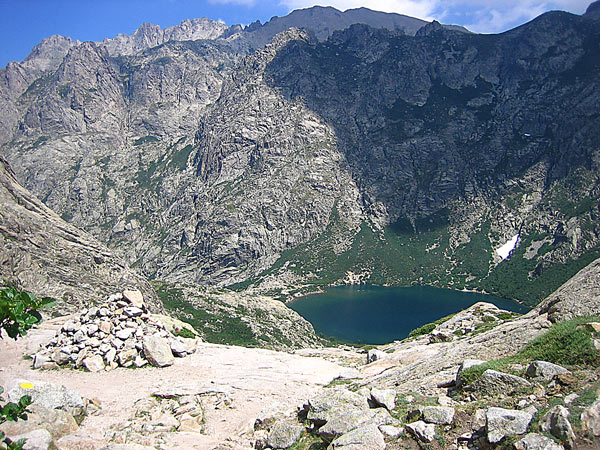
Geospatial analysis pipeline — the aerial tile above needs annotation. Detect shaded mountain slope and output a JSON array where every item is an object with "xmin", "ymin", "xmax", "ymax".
[{"xmin": 0, "ymin": 155, "xmax": 161, "ymax": 313}]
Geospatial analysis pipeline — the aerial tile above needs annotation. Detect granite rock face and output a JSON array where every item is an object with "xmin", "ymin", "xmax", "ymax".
[
  {"xmin": 0, "ymin": 156, "xmax": 161, "ymax": 313},
  {"xmin": 0, "ymin": 6, "xmax": 599, "ymax": 299}
]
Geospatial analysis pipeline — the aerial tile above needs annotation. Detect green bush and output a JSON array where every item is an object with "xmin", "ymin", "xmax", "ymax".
[
  {"xmin": 172, "ymin": 327, "xmax": 196, "ymax": 339},
  {"xmin": 0, "ymin": 287, "xmax": 56, "ymax": 339},
  {"xmin": 0, "ymin": 286, "xmax": 55, "ymax": 450}
]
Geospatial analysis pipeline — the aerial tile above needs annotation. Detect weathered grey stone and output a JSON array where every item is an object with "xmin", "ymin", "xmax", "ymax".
[
  {"xmin": 406, "ymin": 421, "xmax": 435, "ymax": 443},
  {"xmin": 115, "ymin": 328, "xmax": 135, "ymax": 340},
  {"xmin": 122, "ymin": 290, "xmax": 145, "ymax": 309},
  {"xmin": 9, "ymin": 428, "xmax": 53, "ymax": 450},
  {"xmin": 33, "ymin": 353, "xmax": 51, "ymax": 369},
  {"xmin": 580, "ymin": 396, "xmax": 600, "ymax": 437},
  {"xmin": 316, "ymin": 407, "xmax": 393, "ymax": 442},
  {"xmin": 266, "ymin": 422, "xmax": 304, "ymax": 449},
  {"xmin": 0, "ymin": 404, "xmax": 78, "ymax": 441},
  {"xmin": 8, "ymin": 380, "xmax": 84, "ymax": 412},
  {"xmin": 378, "ymin": 424, "xmax": 403, "ymax": 438},
  {"xmin": 117, "ymin": 348, "xmax": 137, "ymax": 367},
  {"xmin": 470, "ymin": 369, "xmax": 532, "ymax": 395},
  {"xmin": 514, "ymin": 433, "xmax": 564, "ymax": 450},
  {"xmin": 143, "ymin": 335, "xmax": 175, "ymax": 367},
  {"xmin": 540, "ymin": 405, "xmax": 575, "ymax": 445},
  {"xmin": 366, "ymin": 349, "xmax": 387, "ymax": 364},
  {"xmin": 170, "ymin": 339, "xmax": 190, "ymax": 357},
  {"xmin": 308, "ymin": 388, "xmax": 369, "ymax": 423},
  {"xmin": 370, "ymin": 388, "xmax": 395, "ymax": 410},
  {"xmin": 328, "ymin": 424, "xmax": 385, "ymax": 450},
  {"xmin": 486, "ymin": 407, "xmax": 533, "ymax": 444},
  {"xmin": 525, "ymin": 361, "xmax": 569, "ymax": 381},
  {"xmin": 123, "ymin": 306, "xmax": 143, "ymax": 317},
  {"xmin": 422, "ymin": 406, "xmax": 455, "ymax": 425},
  {"xmin": 83, "ymin": 355, "xmax": 105, "ymax": 372}
]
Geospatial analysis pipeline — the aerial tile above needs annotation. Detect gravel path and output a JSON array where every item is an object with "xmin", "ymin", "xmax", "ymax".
[{"xmin": 0, "ymin": 316, "xmax": 349, "ymax": 449}]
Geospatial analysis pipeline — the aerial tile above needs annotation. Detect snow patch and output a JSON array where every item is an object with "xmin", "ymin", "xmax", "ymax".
[{"xmin": 496, "ymin": 234, "xmax": 519, "ymax": 260}]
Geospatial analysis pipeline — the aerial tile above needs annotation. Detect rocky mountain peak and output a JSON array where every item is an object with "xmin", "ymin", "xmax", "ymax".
[
  {"xmin": 585, "ymin": 0, "xmax": 600, "ymax": 19},
  {"xmin": 101, "ymin": 17, "xmax": 229, "ymax": 56},
  {"xmin": 22, "ymin": 35, "xmax": 79, "ymax": 72},
  {"xmin": 416, "ymin": 19, "xmax": 444, "ymax": 36}
]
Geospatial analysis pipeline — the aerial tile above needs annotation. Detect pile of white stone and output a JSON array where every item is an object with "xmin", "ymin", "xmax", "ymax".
[{"xmin": 33, "ymin": 290, "xmax": 197, "ymax": 372}]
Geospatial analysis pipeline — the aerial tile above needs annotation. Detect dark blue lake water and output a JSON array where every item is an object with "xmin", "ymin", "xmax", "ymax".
[{"xmin": 288, "ymin": 285, "xmax": 530, "ymax": 345}]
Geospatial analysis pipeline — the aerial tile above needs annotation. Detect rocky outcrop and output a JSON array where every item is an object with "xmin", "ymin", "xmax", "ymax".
[{"xmin": 0, "ymin": 156, "xmax": 160, "ymax": 313}]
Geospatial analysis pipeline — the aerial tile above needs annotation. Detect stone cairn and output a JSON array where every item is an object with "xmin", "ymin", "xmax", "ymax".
[{"xmin": 33, "ymin": 290, "xmax": 197, "ymax": 372}]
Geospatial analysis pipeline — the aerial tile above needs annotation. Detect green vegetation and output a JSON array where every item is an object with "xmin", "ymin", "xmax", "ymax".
[
  {"xmin": 0, "ymin": 286, "xmax": 54, "ymax": 450},
  {"xmin": 172, "ymin": 327, "xmax": 195, "ymax": 339},
  {"xmin": 0, "ymin": 385, "xmax": 31, "ymax": 450},
  {"xmin": 407, "ymin": 313, "xmax": 455, "ymax": 338},
  {"xmin": 154, "ymin": 282, "xmax": 262, "ymax": 347},
  {"xmin": 459, "ymin": 316, "xmax": 600, "ymax": 387},
  {"xmin": 0, "ymin": 287, "xmax": 56, "ymax": 339},
  {"xmin": 133, "ymin": 135, "xmax": 159, "ymax": 146}
]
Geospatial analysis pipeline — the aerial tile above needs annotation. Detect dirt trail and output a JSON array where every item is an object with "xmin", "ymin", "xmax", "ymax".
[{"xmin": 0, "ymin": 316, "xmax": 350, "ymax": 449}]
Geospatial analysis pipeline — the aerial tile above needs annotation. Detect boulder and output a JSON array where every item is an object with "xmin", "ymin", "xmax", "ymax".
[
  {"xmin": 370, "ymin": 388, "xmax": 395, "ymax": 410},
  {"xmin": 406, "ymin": 421, "xmax": 435, "ymax": 443},
  {"xmin": 525, "ymin": 361, "xmax": 569, "ymax": 381},
  {"xmin": 266, "ymin": 422, "xmax": 304, "ymax": 449},
  {"xmin": 308, "ymin": 388, "xmax": 368, "ymax": 424},
  {"xmin": 83, "ymin": 355, "xmax": 105, "ymax": 373},
  {"xmin": 122, "ymin": 290, "xmax": 145, "ymax": 309},
  {"xmin": 540, "ymin": 405, "xmax": 575, "ymax": 446},
  {"xmin": 316, "ymin": 406, "xmax": 393, "ymax": 442},
  {"xmin": 486, "ymin": 407, "xmax": 533, "ymax": 444},
  {"xmin": 7, "ymin": 380, "xmax": 84, "ymax": 413},
  {"xmin": 514, "ymin": 433, "xmax": 565, "ymax": 450},
  {"xmin": 0, "ymin": 404, "xmax": 78, "ymax": 441},
  {"xmin": 378, "ymin": 424, "xmax": 403, "ymax": 438},
  {"xmin": 8, "ymin": 428, "xmax": 53, "ymax": 450},
  {"xmin": 422, "ymin": 406, "xmax": 455, "ymax": 425},
  {"xmin": 143, "ymin": 335, "xmax": 175, "ymax": 367},
  {"xmin": 580, "ymin": 395, "xmax": 600, "ymax": 437},
  {"xmin": 469, "ymin": 369, "xmax": 531, "ymax": 395},
  {"xmin": 366, "ymin": 349, "xmax": 387, "ymax": 364},
  {"xmin": 329, "ymin": 424, "xmax": 385, "ymax": 450},
  {"xmin": 115, "ymin": 328, "xmax": 135, "ymax": 340}
]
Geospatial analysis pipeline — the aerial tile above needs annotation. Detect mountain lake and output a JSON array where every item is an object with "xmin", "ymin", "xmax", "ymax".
[{"xmin": 288, "ymin": 285, "xmax": 530, "ymax": 344}]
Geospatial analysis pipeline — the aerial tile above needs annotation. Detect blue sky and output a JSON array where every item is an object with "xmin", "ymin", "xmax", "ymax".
[{"xmin": 0, "ymin": 0, "xmax": 592, "ymax": 68}]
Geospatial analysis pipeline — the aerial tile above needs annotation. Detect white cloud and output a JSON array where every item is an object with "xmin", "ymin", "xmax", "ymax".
[{"xmin": 278, "ymin": 0, "xmax": 592, "ymax": 32}]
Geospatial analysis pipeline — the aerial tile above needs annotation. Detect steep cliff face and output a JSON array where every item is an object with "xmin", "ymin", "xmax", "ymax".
[
  {"xmin": 0, "ymin": 156, "xmax": 161, "ymax": 313},
  {"xmin": 1, "ymin": 6, "xmax": 599, "ymax": 304}
]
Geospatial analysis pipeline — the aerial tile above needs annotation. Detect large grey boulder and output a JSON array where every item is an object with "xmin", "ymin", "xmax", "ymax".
[
  {"xmin": 540, "ymin": 405, "xmax": 575, "ymax": 446},
  {"xmin": 317, "ymin": 407, "xmax": 393, "ymax": 442},
  {"xmin": 514, "ymin": 433, "xmax": 564, "ymax": 450},
  {"xmin": 486, "ymin": 407, "xmax": 533, "ymax": 443},
  {"xmin": 7, "ymin": 380, "xmax": 84, "ymax": 414},
  {"xmin": 328, "ymin": 424, "xmax": 385, "ymax": 450},
  {"xmin": 142, "ymin": 335, "xmax": 175, "ymax": 367},
  {"xmin": 307, "ymin": 388, "xmax": 369, "ymax": 424},
  {"xmin": 422, "ymin": 406, "xmax": 455, "ymax": 425},
  {"xmin": 8, "ymin": 429, "xmax": 53, "ymax": 450},
  {"xmin": 469, "ymin": 369, "xmax": 531, "ymax": 395},
  {"xmin": 370, "ymin": 388, "xmax": 395, "ymax": 410},
  {"xmin": 83, "ymin": 354, "xmax": 105, "ymax": 373},
  {"xmin": 406, "ymin": 421, "xmax": 435, "ymax": 443},
  {"xmin": 581, "ymin": 395, "xmax": 600, "ymax": 437},
  {"xmin": 525, "ymin": 361, "xmax": 569, "ymax": 381},
  {"xmin": 266, "ymin": 422, "xmax": 304, "ymax": 449}
]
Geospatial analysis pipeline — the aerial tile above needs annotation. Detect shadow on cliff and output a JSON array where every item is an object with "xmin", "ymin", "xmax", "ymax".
[{"xmin": 263, "ymin": 15, "xmax": 600, "ymax": 230}]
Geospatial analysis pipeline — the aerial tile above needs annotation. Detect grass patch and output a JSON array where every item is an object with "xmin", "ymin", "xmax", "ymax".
[
  {"xmin": 459, "ymin": 316, "xmax": 600, "ymax": 387},
  {"xmin": 407, "ymin": 313, "xmax": 456, "ymax": 338}
]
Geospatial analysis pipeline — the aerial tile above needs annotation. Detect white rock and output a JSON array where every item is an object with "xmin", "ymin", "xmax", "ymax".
[
  {"xmin": 486, "ymin": 407, "xmax": 533, "ymax": 443},
  {"xmin": 116, "ymin": 328, "xmax": 135, "ymax": 340},
  {"xmin": 370, "ymin": 388, "xmax": 396, "ymax": 410},
  {"xmin": 366, "ymin": 349, "xmax": 387, "ymax": 364},
  {"xmin": 406, "ymin": 421, "xmax": 435, "ymax": 443},
  {"xmin": 83, "ymin": 355, "xmax": 105, "ymax": 372}
]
